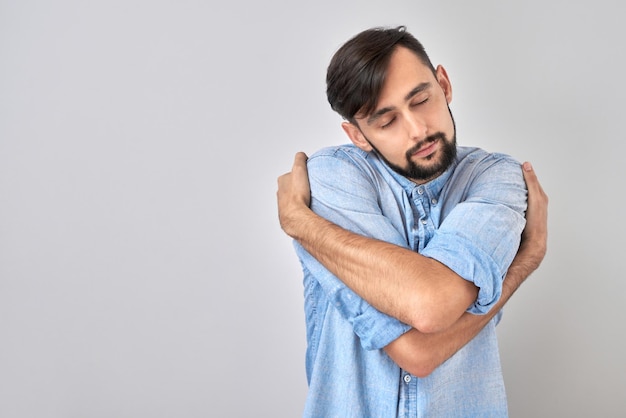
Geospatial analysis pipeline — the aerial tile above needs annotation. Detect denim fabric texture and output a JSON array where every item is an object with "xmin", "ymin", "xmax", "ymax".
[{"xmin": 294, "ymin": 144, "xmax": 527, "ymax": 417}]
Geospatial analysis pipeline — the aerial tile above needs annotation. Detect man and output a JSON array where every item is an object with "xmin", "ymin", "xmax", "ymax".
[{"xmin": 277, "ymin": 26, "xmax": 548, "ymax": 417}]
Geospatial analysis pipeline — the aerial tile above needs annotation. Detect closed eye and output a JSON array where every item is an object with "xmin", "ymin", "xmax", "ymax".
[
  {"xmin": 381, "ymin": 117, "xmax": 396, "ymax": 129},
  {"xmin": 410, "ymin": 98, "xmax": 428, "ymax": 107}
]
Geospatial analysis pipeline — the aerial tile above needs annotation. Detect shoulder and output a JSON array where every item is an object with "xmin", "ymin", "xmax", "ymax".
[
  {"xmin": 454, "ymin": 146, "xmax": 523, "ymax": 182},
  {"xmin": 308, "ymin": 144, "xmax": 370, "ymax": 167},
  {"xmin": 457, "ymin": 146, "xmax": 520, "ymax": 167},
  {"xmin": 307, "ymin": 144, "xmax": 383, "ymax": 182}
]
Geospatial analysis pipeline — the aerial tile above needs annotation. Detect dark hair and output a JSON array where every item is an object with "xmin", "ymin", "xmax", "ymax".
[{"xmin": 326, "ymin": 26, "xmax": 436, "ymax": 123}]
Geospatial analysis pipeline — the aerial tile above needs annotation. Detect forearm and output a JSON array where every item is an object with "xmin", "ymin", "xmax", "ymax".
[
  {"xmin": 287, "ymin": 206, "xmax": 476, "ymax": 333},
  {"xmin": 279, "ymin": 155, "xmax": 548, "ymax": 377},
  {"xmin": 386, "ymin": 239, "xmax": 543, "ymax": 377}
]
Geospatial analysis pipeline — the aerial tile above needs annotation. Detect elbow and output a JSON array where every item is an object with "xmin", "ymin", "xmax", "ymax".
[
  {"xmin": 384, "ymin": 329, "xmax": 445, "ymax": 379},
  {"xmin": 401, "ymin": 354, "xmax": 438, "ymax": 378},
  {"xmin": 406, "ymin": 284, "xmax": 474, "ymax": 334},
  {"xmin": 410, "ymin": 318, "xmax": 447, "ymax": 335},
  {"xmin": 408, "ymin": 310, "xmax": 457, "ymax": 335},
  {"xmin": 406, "ymin": 363, "xmax": 436, "ymax": 378}
]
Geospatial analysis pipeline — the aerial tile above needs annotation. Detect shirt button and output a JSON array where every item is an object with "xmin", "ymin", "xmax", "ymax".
[
  {"xmin": 421, "ymin": 219, "xmax": 427, "ymax": 225},
  {"xmin": 417, "ymin": 187, "xmax": 424, "ymax": 195},
  {"xmin": 431, "ymin": 198, "xmax": 437, "ymax": 205},
  {"xmin": 404, "ymin": 374, "xmax": 412, "ymax": 383}
]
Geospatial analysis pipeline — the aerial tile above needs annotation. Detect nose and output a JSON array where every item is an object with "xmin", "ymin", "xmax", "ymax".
[{"xmin": 404, "ymin": 113, "xmax": 427, "ymax": 142}]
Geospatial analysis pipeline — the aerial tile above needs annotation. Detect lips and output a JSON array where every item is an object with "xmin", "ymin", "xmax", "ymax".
[{"xmin": 411, "ymin": 138, "xmax": 439, "ymax": 158}]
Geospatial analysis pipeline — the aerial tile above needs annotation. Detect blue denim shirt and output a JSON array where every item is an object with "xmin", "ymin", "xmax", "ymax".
[{"xmin": 295, "ymin": 144, "xmax": 527, "ymax": 417}]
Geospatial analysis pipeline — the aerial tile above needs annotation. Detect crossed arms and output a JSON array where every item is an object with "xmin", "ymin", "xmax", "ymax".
[{"xmin": 277, "ymin": 152, "xmax": 548, "ymax": 377}]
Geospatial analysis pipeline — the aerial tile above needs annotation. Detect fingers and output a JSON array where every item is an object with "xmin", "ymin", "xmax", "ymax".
[
  {"xmin": 292, "ymin": 152, "xmax": 309, "ymax": 174},
  {"xmin": 278, "ymin": 152, "xmax": 308, "ymax": 186},
  {"xmin": 521, "ymin": 161, "xmax": 548, "ymax": 206},
  {"xmin": 521, "ymin": 162, "xmax": 540, "ymax": 196},
  {"xmin": 294, "ymin": 151, "xmax": 309, "ymax": 165},
  {"xmin": 276, "ymin": 151, "xmax": 312, "ymax": 205},
  {"xmin": 276, "ymin": 152, "xmax": 312, "ymax": 236},
  {"xmin": 520, "ymin": 161, "xmax": 548, "ymax": 257}
]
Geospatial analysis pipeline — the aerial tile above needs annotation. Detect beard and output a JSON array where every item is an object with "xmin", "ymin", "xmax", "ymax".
[
  {"xmin": 368, "ymin": 131, "xmax": 457, "ymax": 183},
  {"xmin": 362, "ymin": 106, "xmax": 458, "ymax": 183}
]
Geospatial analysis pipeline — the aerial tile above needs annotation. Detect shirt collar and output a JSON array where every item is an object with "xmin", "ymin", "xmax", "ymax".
[{"xmin": 379, "ymin": 151, "xmax": 457, "ymax": 198}]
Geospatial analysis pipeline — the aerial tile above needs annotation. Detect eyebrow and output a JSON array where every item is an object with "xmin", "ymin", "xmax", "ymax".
[{"xmin": 366, "ymin": 82, "xmax": 432, "ymax": 126}]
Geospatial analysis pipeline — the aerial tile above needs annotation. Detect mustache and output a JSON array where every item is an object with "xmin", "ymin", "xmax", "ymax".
[{"xmin": 405, "ymin": 132, "xmax": 446, "ymax": 159}]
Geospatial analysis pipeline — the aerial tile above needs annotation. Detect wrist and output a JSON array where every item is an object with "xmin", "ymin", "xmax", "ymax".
[
  {"xmin": 279, "ymin": 203, "xmax": 315, "ymax": 240},
  {"xmin": 518, "ymin": 238, "xmax": 547, "ymax": 272}
]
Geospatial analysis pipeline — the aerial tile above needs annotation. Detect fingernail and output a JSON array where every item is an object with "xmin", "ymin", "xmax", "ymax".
[{"xmin": 523, "ymin": 162, "xmax": 533, "ymax": 172}]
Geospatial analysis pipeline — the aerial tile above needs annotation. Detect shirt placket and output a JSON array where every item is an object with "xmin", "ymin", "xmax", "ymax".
[
  {"xmin": 400, "ymin": 185, "xmax": 435, "ymax": 417},
  {"xmin": 398, "ymin": 370, "xmax": 418, "ymax": 418},
  {"xmin": 411, "ymin": 185, "xmax": 434, "ymax": 251}
]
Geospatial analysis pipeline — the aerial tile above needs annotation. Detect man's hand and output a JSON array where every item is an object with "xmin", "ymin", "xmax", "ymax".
[
  {"xmin": 277, "ymin": 152, "xmax": 311, "ymax": 238},
  {"xmin": 518, "ymin": 162, "xmax": 549, "ymax": 272},
  {"xmin": 500, "ymin": 161, "xmax": 548, "ymax": 297}
]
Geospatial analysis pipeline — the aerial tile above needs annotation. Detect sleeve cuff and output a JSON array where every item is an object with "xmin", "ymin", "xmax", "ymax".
[{"xmin": 422, "ymin": 232, "xmax": 504, "ymax": 314}]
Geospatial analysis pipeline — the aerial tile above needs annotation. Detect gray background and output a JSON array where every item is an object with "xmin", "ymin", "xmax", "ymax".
[{"xmin": 1, "ymin": 0, "xmax": 624, "ymax": 417}]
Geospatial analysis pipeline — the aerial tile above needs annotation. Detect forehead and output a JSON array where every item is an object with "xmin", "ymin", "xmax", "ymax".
[
  {"xmin": 382, "ymin": 46, "xmax": 435, "ymax": 94},
  {"xmin": 354, "ymin": 45, "xmax": 436, "ymax": 122}
]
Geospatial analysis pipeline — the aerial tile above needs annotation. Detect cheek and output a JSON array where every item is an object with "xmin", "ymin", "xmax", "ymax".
[
  {"xmin": 436, "ymin": 108, "xmax": 455, "ymax": 133},
  {"xmin": 387, "ymin": 147, "xmax": 410, "ymax": 165}
]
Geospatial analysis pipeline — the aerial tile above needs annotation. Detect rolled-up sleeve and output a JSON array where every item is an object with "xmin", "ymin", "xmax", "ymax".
[
  {"xmin": 421, "ymin": 154, "xmax": 527, "ymax": 314},
  {"xmin": 295, "ymin": 148, "xmax": 411, "ymax": 350}
]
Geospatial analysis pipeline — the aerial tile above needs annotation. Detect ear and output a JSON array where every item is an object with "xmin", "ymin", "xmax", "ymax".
[
  {"xmin": 435, "ymin": 65, "xmax": 452, "ymax": 104},
  {"xmin": 341, "ymin": 121, "xmax": 373, "ymax": 152}
]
